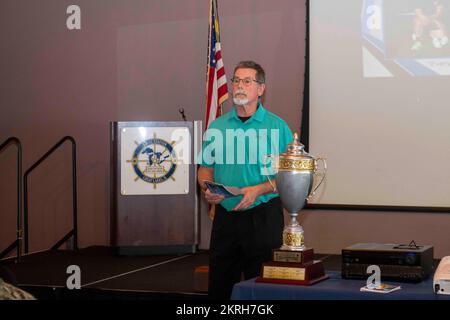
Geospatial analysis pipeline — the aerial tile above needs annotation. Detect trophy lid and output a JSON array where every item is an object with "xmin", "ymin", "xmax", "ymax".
[
  {"xmin": 281, "ymin": 132, "xmax": 313, "ymax": 160},
  {"xmin": 276, "ymin": 132, "xmax": 316, "ymax": 172}
]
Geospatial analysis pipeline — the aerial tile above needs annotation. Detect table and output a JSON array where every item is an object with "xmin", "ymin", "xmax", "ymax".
[{"xmin": 231, "ymin": 271, "xmax": 450, "ymax": 300}]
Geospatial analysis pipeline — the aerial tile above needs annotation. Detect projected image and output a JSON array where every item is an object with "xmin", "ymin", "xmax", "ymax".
[
  {"xmin": 362, "ymin": 0, "xmax": 450, "ymax": 77},
  {"xmin": 410, "ymin": 2, "xmax": 448, "ymax": 51}
]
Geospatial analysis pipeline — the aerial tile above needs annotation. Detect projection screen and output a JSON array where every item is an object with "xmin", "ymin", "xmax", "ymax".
[{"xmin": 308, "ymin": 0, "xmax": 450, "ymax": 208}]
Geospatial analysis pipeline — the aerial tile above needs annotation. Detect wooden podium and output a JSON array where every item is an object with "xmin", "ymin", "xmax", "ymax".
[{"xmin": 110, "ymin": 121, "xmax": 202, "ymax": 255}]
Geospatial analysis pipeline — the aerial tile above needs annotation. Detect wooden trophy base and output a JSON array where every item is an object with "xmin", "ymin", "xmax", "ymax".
[{"xmin": 256, "ymin": 248, "xmax": 329, "ymax": 286}]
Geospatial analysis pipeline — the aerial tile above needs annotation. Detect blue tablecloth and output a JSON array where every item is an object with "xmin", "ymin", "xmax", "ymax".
[{"xmin": 231, "ymin": 271, "xmax": 450, "ymax": 300}]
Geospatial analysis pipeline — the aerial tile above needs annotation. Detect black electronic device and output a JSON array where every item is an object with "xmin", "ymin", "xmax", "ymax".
[{"xmin": 341, "ymin": 242, "xmax": 434, "ymax": 283}]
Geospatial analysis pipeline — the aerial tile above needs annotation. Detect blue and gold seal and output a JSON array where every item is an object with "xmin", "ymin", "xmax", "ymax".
[{"xmin": 127, "ymin": 134, "xmax": 177, "ymax": 188}]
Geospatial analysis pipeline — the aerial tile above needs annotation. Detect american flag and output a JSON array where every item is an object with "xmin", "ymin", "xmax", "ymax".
[{"xmin": 205, "ymin": 0, "xmax": 228, "ymax": 130}]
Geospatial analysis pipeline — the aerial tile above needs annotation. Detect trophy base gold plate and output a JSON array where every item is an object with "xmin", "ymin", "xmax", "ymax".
[
  {"xmin": 272, "ymin": 247, "xmax": 314, "ymax": 263},
  {"xmin": 255, "ymin": 274, "xmax": 329, "ymax": 286},
  {"xmin": 256, "ymin": 259, "xmax": 328, "ymax": 286}
]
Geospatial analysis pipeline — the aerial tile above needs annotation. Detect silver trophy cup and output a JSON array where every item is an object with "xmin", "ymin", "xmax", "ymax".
[{"xmin": 267, "ymin": 133, "xmax": 326, "ymax": 251}]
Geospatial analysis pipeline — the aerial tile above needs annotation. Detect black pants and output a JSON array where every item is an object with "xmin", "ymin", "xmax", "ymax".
[{"xmin": 208, "ymin": 197, "xmax": 284, "ymax": 300}]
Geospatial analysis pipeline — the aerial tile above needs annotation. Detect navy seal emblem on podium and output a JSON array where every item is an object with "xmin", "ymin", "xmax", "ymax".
[
  {"xmin": 120, "ymin": 125, "xmax": 191, "ymax": 195},
  {"xmin": 128, "ymin": 134, "xmax": 177, "ymax": 189}
]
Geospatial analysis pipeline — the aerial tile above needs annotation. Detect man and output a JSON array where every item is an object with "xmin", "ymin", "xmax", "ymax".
[{"xmin": 198, "ymin": 61, "xmax": 293, "ymax": 299}]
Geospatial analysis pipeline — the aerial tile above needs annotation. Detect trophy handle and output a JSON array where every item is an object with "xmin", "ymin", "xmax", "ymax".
[
  {"xmin": 263, "ymin": 154, "xmax": 277, "ymax": 193},
  {"xmin": 307, "ymin": 157, "xmax": 327, "ymax": 200}
]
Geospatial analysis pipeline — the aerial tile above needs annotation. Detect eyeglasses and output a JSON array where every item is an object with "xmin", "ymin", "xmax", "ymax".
[{"xmin": 230, "ymin": 77, "xmax": 261, "ymax": 87}]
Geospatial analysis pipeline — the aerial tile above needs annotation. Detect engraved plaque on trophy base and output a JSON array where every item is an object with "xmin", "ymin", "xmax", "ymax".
[
  {"xmin": 272, "ymin": 247, "xmax": 314, "ymax": 263},
  {"xmin": 256, "ymin": 259, "xmax": 328, "ymax": 286}
]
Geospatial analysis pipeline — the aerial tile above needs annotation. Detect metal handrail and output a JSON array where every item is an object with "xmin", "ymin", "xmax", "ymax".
[
  {"xmin": 0, "ymin": 137, "xmax": 22, "ymax": 262},
  {"xmin": 23, "ymin": 136, "xmax": 78, "ymax": 253}
]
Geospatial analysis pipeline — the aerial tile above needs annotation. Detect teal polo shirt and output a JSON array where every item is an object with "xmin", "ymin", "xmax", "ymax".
[{"xmin": 199, "ymin": 103, "xmax": 293, "ymax": 211}]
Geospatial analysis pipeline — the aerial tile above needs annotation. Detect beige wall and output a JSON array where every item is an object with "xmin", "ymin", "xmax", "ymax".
[{"xmin": 1, "ymin": 0, "xmax": 449, "ymax": 258}]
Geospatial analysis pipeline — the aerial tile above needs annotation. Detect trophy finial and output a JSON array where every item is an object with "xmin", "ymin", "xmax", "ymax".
[{"xmin": 287, "ymin": 132, "xmax": 305, "ymax": 155}]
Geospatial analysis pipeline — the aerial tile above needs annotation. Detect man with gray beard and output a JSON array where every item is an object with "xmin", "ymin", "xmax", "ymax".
[{"xmin": 198, "ymin": 61, "xmax": 293, "ymax": 300}]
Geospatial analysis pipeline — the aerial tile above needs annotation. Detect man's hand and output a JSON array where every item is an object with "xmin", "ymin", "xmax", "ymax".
[
  {"xmin": 232, "ymin": 185, "xmax": 261, "ymax": 211},
  {"xmin": 198, "ymin": 166, "xmax": 224, "ymax": 204},
  {"xmin": 232, "ymin": 181, "xmax": 275, "ymax": 211},
  {"xmin": 203, "ymin": 188, "xmax": 225, "ymax": 204}
]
